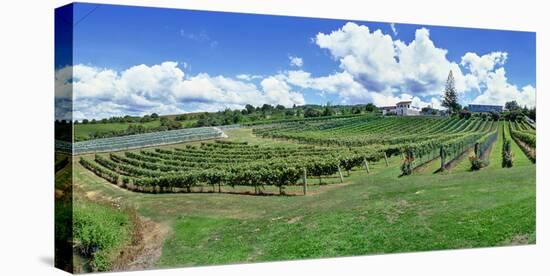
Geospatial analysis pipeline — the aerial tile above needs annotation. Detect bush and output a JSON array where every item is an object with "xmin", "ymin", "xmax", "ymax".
[
  {"xmin": 469, "ymin": 156, "xmax": 487, "ymax": 170},
  {"xmin": 502, "ymin": 140, "xmax": 513, "ymax": 168},
  {"xmin": 400, "ymin": 149, "xmax": 415, "ymax": 176},
  {"xmin": 73, "ymin": 202, "xmax": 131, "ymax": 271}
]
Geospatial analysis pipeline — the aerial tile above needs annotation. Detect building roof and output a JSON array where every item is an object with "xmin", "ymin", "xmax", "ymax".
[
  {"xmin": 396, "ymin": 100, "xmax": 412, "ymax": 105},
  {"xmin": 380, "ymin": 106, "xmax": 396, "ymax": 109},
  {"xmin": 468, "ymin": 104, "xmax": 503, "ymax": 107}
]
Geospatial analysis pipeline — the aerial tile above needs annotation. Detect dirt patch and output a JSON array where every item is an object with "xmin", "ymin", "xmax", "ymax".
[
  {"xmin": 384, "ymin": 199, "xmax": 412, "ymax": 224},
  {"xmin": 304, "ymin": 181, "xmax": 353, "ymax": 196},
  {"xmin": 509, "ymin": 234, "xmax": 529, "ymax": 245},
  {"xmin": 111, "ymin": 217, "xmax": 170, "ymax": 271},
  {"xmin": 287, "ymin": 216, "xmax": 303, "ymax": 224}
]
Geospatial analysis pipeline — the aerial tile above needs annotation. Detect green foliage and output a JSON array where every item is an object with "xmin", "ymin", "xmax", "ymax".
[
  {"xmin": 73, "ymin": 202, "xmax": 131, "ymax": 272},
  {"xmin": 469, "ymin": 156, "xmax": 488, "ymax": 170},
  {"xmin": 442, "ymin": 70, "xmax": 460, "ymax": 114},
  {"xmin": 400, "ymin": 151, "xmax": 414, "ymax": 175},
  {"xmin": 502, "ymin": 140, "xmax": 514, "ymax": 168},
  {"xmin": 511, "ymin": 130, "xmax": 536, "ymax": 149}
]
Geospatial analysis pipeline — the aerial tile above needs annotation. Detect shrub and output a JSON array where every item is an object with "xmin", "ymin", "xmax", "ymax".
[
  {"xmin": 400, "ymin": 149, "xmax": 415, "ymax": 176},
  {"xmin": 73, "ymin": 202, "xmax": 131, "ymax": 271},
  {"xmin": 469, "ymin": 156, "xmax": 488, "ymax": 170},
  {"xmin": 502, "ymin": 140, "xmax": 513, "ymax": 168}
]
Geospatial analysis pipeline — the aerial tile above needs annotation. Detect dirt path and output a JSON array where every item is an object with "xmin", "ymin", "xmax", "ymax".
[
  {"xmin": 77, "ymin": 168, "xmax": 171, "ymax": 272},
  {"xmin": 112, "ymin": 217, "xmax": 171, "ymax": 272}
]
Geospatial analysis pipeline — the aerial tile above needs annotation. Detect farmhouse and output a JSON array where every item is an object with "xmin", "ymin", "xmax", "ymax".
[
  {"xmin": 381, "ymin": 101, "xmax": 420, "ymax": 116},
  {"xmin": 395, "ymin": 101, "xmax": 420, "ymax": 116},
  {"xmin": 380, "ymin": 106, "xmax": 397, "ymax": 115},
  {"xmin": 468, "ymin": 104, "xmax": 503, "ymax": 113}
]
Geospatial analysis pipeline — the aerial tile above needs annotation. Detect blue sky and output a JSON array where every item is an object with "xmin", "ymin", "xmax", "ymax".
[{"xmin": 55, "ymin": 3, "xmax": 536, "ymax": 120}]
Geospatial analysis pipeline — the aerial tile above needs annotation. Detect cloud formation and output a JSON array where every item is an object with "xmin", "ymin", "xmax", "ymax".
[
  {"xmin": 295, "ymin": 22, "xmax": 534, "ymax": 108},
  {"xmin": 289, "ymin": 56, "xmax": 304, "ymax": 67},
  {"xmin": 58, "ymin": 22, "xmax": 534, "ymax": 120},
  {"xmin": 57, "ymin": 62, "xmax": 305, "ymax": 120},
  {"xmin": 390, "ymin": 23, "xmax": 398, "ymax": 36}
]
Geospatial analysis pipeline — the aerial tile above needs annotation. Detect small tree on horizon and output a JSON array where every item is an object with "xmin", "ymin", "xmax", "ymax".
[{"xmin": 442, "ymin": 70, "xmax": 460, "ymax": 114}]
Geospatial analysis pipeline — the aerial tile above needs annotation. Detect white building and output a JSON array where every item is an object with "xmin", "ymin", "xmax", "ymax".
[
  {"xmin": 380, "ymin": 101, "xmax": 421, "ymax": 116},
  {"xmin": 380, "ymin": 106, "xmax": 397, "ymax": 115},
  {"xmin": 396, "ymin": 101, "xmax": 420, "ymax": 116}
]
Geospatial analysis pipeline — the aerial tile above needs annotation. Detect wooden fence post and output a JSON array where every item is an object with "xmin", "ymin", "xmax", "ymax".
[
  {"xmin": 440, "ymin": 146, "xmax": 446, "ymax": 170},
  {"xmin": 363, "ymin": 157, "xmax": 370, "ymax": 174},
  {"xmin": 303, "ymin": 168, "xmax": 307, "ymax": 195},
  {"xmin": 337, "ymin": 164, "xmax": 344, "ymax": 183},
  {"xmin": 384, "ymin": 152, "xmax": 389, "ymax": 167}
]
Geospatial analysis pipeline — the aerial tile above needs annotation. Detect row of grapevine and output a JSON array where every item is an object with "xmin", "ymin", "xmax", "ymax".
[
  {"xmin": 509, "ymin": 121, "xmax": 536, "ymax": 163},
  {"xmin": 469, "ymin": 128, "xmax": 498, "ymax": 170},
  {"xmin": 400, "ymin": 121, "xmax": 497, "ymax": 175},
  {"xmin": 502, "ymin": 126, "xmax": 514, "ymax": 168},
  {"xmin": 80, "ymin": 141, "xmax": 381, "ymax": 195}
]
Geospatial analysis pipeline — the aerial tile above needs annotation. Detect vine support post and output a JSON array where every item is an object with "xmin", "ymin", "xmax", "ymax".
[
  {"xmin": 440, "ymin": 146, "xmax": 446, "ymax": 170},
  {"xmin": 384, "ymin": 152, "xmax": 389, "ymax": 167},
  {"xmin": 363, "ymin": 157, "xmax": 370, "ymax": 174},
  {"xmin": 303, "ymin": 168, "xmax": 307, "ymax": 195},
  {"xmin": 337, "ymin": 164, "xmax": 344, "ymax": 183}
]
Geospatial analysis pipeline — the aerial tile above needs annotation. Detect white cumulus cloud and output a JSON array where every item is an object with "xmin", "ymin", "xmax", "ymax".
[
  {"xmin": 289, "ymin": 56, "xmax": 304, "ymax": 67},
  {"xmin": 57, "ymin": 61, "xmax": 305, "ymax": 120}
]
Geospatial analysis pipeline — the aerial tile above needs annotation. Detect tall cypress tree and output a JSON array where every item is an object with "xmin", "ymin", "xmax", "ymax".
[{"xmin": 442, "ymin": 70, "xmax": 459, "ymax": 114}]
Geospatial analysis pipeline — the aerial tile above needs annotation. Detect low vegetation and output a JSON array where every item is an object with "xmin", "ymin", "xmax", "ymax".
[{"xmin": 73, "ymin": 201, "xmax": 132, "ymax": 272}]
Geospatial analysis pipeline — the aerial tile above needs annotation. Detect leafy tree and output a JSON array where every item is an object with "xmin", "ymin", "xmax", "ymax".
[
  {"xmin": 459, "ymin": 109, "xmax": 471, "ymax": 119},
  {"xmin": 442, "ymin": 70, "xmax": 460, "ymax": 114},
  {"xmin": 528, "ymin": 107, "xmax": 536, "ymax": 121},
  {"xmin": 275, "ymin": 104, "xmax": 286, "ymax": 111},
  {"xmin": 505, "ymin": 100, "xmax": 520, "ymax": 111},
  {"xmin": 150, "ymin": 113, "xmax": 159, "ymax": 119},
  {"xmin": 351, "ymin": 106, "xmax": 362, "ymax": 114},
  {"xmin": 245, "ymin": 104, "xmax": 255, "ymax": 114},
  {"xmin": 285, "ymin": 109, "xmax": 296, "ymax": 116},
  {"xmin": 304, "ymin": 107, "xmax": 321, "ymax": 118},
  {"xmin": 322, "ymin": 106, "xmax": 336, "ymax": 116},
  {"xmin": 82, "ymin": 119, "xmax": 89, "ymax": 124},
  {"xmin": 490, "ymin": 111, "xmax": 500, "ymax": 121},
  {"xmin": 175, "ymin": 114, "xmax": 188, "ymax": 121},
  {"xmin": 365, "ymin": 103, "xmax": 378, "ymax": 112},
  {"xmin": 261, "ymin": 104, "xmax": 273, "ymax": 112}
]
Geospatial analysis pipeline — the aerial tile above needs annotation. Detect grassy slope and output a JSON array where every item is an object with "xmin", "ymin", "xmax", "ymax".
[
  {"xmin": 74, "ymin": 121, "xmax": 162, "ymax": 141},
  {"xmin": 74, "ymin": 127, "xmax": 536, "ymax": 268}
]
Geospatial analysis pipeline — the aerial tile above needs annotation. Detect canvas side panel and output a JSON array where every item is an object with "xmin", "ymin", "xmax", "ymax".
[{"xmin": 54, "ymin": 3, "xmax": 74, "ymax": 274}]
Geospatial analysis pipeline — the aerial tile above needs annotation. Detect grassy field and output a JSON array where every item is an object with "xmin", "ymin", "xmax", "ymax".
[
  {"xmin": 74, "ymin": 121, "xmax": 162, "ymax": 141},
  {"xmin": 73, "ymin": 125, "xmax": 536, "ymax": 269}
]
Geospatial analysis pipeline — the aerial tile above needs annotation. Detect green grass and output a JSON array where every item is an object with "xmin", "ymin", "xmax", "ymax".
[
  {"xmin": 73, "ymin": 126, "xmax": 535, "ymax": 268},
  {"xmin": 74, "ymin": 120, "xmax": 162, "ymax": 141},
  {"xmin": 487, "ymin": 122, "xmax": 504, "ymax": 169},
  {"xmin": 72, "ymin": 200, "xmax": 132, "ymax": 272}
]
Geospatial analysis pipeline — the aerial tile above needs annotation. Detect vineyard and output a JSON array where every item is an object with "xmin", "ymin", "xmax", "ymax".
[
  {"xmin": 73, "ymin": 115, "xmax": 536, "ymax": 270},
  {"xmin": 509, "ymin": 119, "xmax": 536, "ymax": 162},
  {"xmin": 253, "ymin": 116, "xmax": 501, "ymax": 174},
  {"xmin": 80, "ymin": 140, "xmax": 382, "ymax": 195},
  {"xmin": 76, "ymin": 115, "xmax": 536, "ymax": 195}
]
